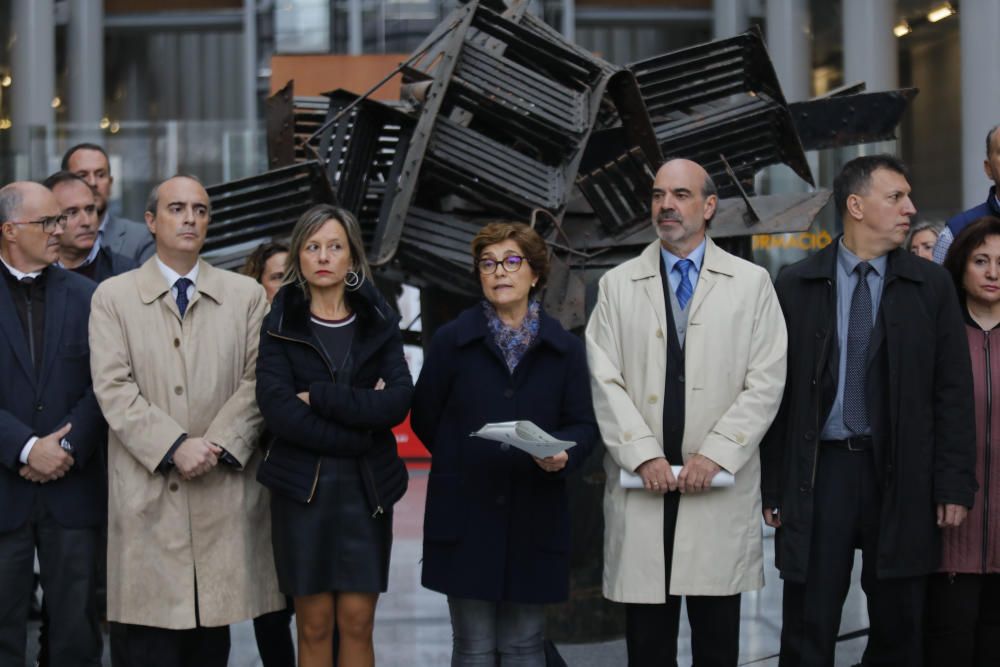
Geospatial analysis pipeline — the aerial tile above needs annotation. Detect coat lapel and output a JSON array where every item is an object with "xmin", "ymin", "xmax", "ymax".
[
  {"xmin": 688, "ymin": 238, "xmax": 732, "ymax": 322},
  {"xmin": 0, "ymin": 277, "xmax": 35, "ymax": 383},
  {"xmin": 633, "ymin": 241, "xmax": 668, "ymax": 338},
  {"xmin": 37, "ymin": 269, "xmax": 69, "ymax": 388}
]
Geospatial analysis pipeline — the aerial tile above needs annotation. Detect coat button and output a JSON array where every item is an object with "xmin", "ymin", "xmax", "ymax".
[
  {"xmin": 648, "ymin": 394, "xmax": 658, "ymax": 404},
  {"xmin": 173, "ymin": 338, "xmax": 181, "ymax": 348},
  {"xmin": 678, "ymin": 374, "xmax": 685, "ymax": 383},
  {"xmin": 174, "ymin": 386, "xmax": 183, "ymax": 395},
  {"xmin": 799, "ymin": 484, "xmax": 809, "ymax": 493},
  {"xmin": 803, "ymin": 430, "xmax": 815, "ymax": 440},
  {"xmin": 623, "ymin": 431, "xmax": 632, "ymax": 442},
  {"xmin": 35, "ymin": 403, "xmax": 44, "ymax": 412},
  {"xmin": 503, "ymin": 388, "xmax": 514, "ymax": 399},
  {"xmin": 169, "ymin": 482, "xmax": 179, "ymax": 492},
  {"xmin": 656, "ymin": 329, "xmax": 664, "ymax": 338}
]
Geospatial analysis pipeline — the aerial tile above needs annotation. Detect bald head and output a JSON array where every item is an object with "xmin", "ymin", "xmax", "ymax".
[{"xmin": 651, "ymin": 159, "xmax": 718, "ymax": 257}]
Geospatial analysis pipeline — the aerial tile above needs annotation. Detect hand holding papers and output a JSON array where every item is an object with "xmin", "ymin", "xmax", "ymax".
[
  {"xmin": 620, "ymin": 466, "xmax": 735, "ymax": 490},
  {"xmin": 470, "ymin": 421, "xmax": 576, "ymax": 459}
]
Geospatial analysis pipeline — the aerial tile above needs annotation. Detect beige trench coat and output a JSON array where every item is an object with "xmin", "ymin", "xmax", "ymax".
[
  {"xmin": 586, "ymin": 239, "xmax": 787, "ymax": 601},
  {"xmin": 90, "ymin": 258, "xmax": 283, "ymax": 629}
]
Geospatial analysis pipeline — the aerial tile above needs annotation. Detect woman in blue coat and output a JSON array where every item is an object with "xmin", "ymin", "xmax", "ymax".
[{"xmin": 411, "ymin": 221, "xmax": 598, "ymax": 666}]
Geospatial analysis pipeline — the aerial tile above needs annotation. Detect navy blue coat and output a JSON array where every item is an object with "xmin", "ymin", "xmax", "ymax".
[
  {"xmin": 412, "ymin": 305, "xmax": 598, "ymax": 604},
  {"xmin": 0, "ymin": 267, "xmax": 106, "ymax": 532}
]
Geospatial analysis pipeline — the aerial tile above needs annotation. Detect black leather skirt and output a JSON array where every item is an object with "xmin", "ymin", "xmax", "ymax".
[{"xmin": 271, "ymin": 456, "xmax": 392, "ymax": 596}]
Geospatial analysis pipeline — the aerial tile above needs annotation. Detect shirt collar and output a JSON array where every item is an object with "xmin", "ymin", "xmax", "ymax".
[
  {"xmin": 837, "ymin": 238, "xmax": 888, "ymax": 277},
  {"xmin": 659, "ymin": 237, "xmax": 707, "ymax": 275},
  {"xmin": 56, "ymin": 236, "xmax": 101, "ymax": 269},
  {"xmin": 0, "ymin": 252, "xmax": 43, "ymax": 281},
  {"xmin": 155, "ymin": 255, "xmax": 199, "ymax": 289}
]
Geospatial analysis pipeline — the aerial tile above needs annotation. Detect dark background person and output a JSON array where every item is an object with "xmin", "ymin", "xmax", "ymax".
[
  {"xmin": 242, "ymin": 239, "xmax": 296, "ymax": 667},
  {"xmin": 0, "ymin": 181, "xmax": 106, "ymax": 666},
  {"xmin": 242, "ymin": 240, "xmax": 289, "ymax": 304},
  {"xmin": 62, "ymin": 143, "xmax": 155, "ymax": 265},
  {"xmin": 45, "ymin": 171, "xmax": 136, "ymax": 282},
  {"xmin": 929, "ymin": 215, "xmax": 1000, "ymax": 666},
  {"xmin": 934, "ymin": 125, "xmax": 1000, "ymax": 263},
  {"xmin": 256, "ymin": 204, "xmax": 411, "ymax": 667},
  {"xmin": 906, "ymin": 220, "xmax": 942, "ymax": 262},
  {"xmin": 411, "ymin": 221, "xmax": 598, "ymax": 666},
  {"xmin": 762, "ymin": 155, "xmax": 978, "ymax": 666}
]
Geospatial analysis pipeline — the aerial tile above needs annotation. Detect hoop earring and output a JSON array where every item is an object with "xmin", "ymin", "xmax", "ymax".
[{"xmin": 344, "ymin": 270, "xmax": 363, "ymax": 291}]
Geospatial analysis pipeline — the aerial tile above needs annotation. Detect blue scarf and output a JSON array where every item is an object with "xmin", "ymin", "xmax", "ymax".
[{"xmin": 483, "ymin": 299, "xmax": 541, "ymax": 373}]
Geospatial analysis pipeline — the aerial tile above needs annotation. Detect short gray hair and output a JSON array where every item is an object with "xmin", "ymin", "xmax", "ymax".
[
  {"xmin": 145, "ymin": 174, "xmax": 208, "ymax": 217},
  {"xmin": 0, "ymin": 184, "xmax": 23, "ymax": 223},
  {"xmin": 905, "ymin": 219, "xmax": 943, "ymax": 251}
]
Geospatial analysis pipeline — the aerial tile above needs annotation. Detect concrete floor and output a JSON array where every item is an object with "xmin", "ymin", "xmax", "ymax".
[{"xmin": 27, "ymin": 469, "xmax": 871, "ymax": 666}]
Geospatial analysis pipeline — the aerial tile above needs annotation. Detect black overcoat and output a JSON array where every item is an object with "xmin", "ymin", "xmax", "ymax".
[
  {"xmin": 761, "ymin": 241, "xmax": 978, "ymax": 582},
  {"xmin": 411, "ymin": 305, "xmax": 598, "ymax": 604}
]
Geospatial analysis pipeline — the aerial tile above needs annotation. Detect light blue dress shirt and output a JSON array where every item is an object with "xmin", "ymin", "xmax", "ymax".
[
  {"xmin": 821, "ymin": 239, "xmax": 888, "ymax": 439},
  {"xmin": 660, "ymin": 238, "xmax": 707, "ymax": 300}
]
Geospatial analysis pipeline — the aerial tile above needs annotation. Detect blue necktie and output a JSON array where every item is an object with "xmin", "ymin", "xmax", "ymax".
[
  {"xmin": 843, "ymin": 262, "xmax": 873, "ymax": 433},
  {"xmin": 174, "ymin": 277, "xmax": 192, "ymax": 318},
  {"xmin": 674, "ymin": 259, "xmax": 694, "ymax": 310}
]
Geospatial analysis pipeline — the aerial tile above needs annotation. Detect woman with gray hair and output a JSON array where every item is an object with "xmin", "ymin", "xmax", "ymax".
[
  {"xmin": 255, "ymin": 204, "xmax": 412, "ymax": 667},
  {"xmin": 906, "ymin": 220, "xmax": 944, "ymax": 261}
]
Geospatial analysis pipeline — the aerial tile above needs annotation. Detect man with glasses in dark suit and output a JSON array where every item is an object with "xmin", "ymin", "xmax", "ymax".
[{"xmin": 0, "ymin": 181, "xmax": 106, "ymax": 666}]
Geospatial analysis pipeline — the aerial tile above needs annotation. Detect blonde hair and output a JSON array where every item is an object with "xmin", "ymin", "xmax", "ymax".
[{"xmin": 283, "ymin": 204, "xmax": 371, "ymax": 292}]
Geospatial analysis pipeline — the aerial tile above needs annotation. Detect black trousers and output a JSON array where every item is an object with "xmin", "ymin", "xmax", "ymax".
[
  {"xmin": 925, "ymin": 573, "xmax": 1000, "ymax": 667},
  {"xmin": 625, "ymin": 482, "xmax": 742, "ymax": 667},
  {"xmin": 0, "ymin": 501, "xmax": 102, "ymax": 666},
  {"xmin": 253, "ymin": 602, "xmax": 296, "ymax": 667},
  {"xmin": 779, "ymin": 447, "xmax": 925, "ymax": 667},
  {"xmin": 109, "ymin": 622, "xmax": 230, "ymax": 667},
  {"xmin": 625, "ymin": 594, "xmax": 741, "ymax": 667}
]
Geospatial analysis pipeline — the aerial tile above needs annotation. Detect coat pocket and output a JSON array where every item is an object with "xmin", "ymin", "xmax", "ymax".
[
  {"xmin": 423, "ymin": 473, "xmax": 466, "ymax": 542},
  {"xmin": 256, "ymin": 441, "xmax": 320, "ymax": 504}
]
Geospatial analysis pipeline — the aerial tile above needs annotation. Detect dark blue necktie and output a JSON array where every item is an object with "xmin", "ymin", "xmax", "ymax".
[
  {"xmin": 674, "ymin": 259, "xmax": 694, "ymax": 310},
  {"xmin": 174, "ymin": 277, "xmax": 192, "ymax": 318},
  {"xmin": 843, "ymin": 262, "xmax": 873, "ymax": 433}
]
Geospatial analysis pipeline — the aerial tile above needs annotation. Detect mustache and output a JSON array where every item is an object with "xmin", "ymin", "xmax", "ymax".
[{"xmin": 657, "ymin": 210, "xmax": 682, "ymax": 223}]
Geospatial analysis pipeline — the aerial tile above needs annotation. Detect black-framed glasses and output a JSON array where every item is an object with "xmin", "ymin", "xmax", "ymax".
[
  {"xmin": 477, "ymin": 255, "xmax": 528, "ymax": 274},
  {"xmin": 7, "ymin": 215, "xmax": 68, "ymax": 234}
]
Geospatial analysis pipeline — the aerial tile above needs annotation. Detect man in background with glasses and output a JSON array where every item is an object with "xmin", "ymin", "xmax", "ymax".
[{"xmin": 0, "ymin": 181, "xmax": 106, "ymax": 666}]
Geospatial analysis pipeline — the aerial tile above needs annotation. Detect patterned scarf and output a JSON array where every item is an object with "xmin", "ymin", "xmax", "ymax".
[{"xmin": 483, "ymin": 299, "xmax": 541, "ymax": 373}]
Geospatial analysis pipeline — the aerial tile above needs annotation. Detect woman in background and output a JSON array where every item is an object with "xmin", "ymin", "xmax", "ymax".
[
  {"xmin": 242, "ymin": 239, "xmax": 295, "ymax": 667},
  {"xmin": 928, "ymin": 215, "xmax": 1000, "ymax": 665},
  {"xmin": 242, "ymin": 240, "xmax": 289, "ymax": 303},
  {"xmin": 906, "ymin": 220, "xmax": 942, "ymax": 261},
  {"xmin": 412, "ymin": 221, "xmax": 597, "ymax": 666}
]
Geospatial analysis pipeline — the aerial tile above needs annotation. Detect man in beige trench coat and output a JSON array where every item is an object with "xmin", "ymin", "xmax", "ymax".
[
  {"xmin": 89, "ymin": 175, "xmax": 284, "ymax": 667},
  {"xmin": 586, "ymin": 159, "xmax": 788, "ymax": 666}
]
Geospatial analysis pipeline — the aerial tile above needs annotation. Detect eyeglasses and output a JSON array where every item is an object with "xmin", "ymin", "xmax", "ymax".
[
  {"xmin": 476, "ymin": 255, "xmax": 528, "ymax": 274},
  {"xmin": 7, "ymin": 215, "xmax": 68, "ymax": 234}
]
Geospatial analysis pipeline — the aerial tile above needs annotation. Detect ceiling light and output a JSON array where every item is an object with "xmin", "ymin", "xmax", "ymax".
[
  {"xmin": 51, "ymin": 96, "xmax": 61, "ymax": 108},
  {"xmin": 893, "ymin": 20, "xmax": 912, "ymax": 37},
  {"xmin": 99, "ymin": 117, "xmax": 110, "ymax": 129},
  {"xmin": 928, "ymin": 3, "xmax": 956, "ymax": 22},
  {"xmin": 0, "ymin": 75, "xmax": 11, "ymax": 87}
]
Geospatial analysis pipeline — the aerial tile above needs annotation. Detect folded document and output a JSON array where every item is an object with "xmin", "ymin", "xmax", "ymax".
[
  {"xmin": 470, "ymin": 421, "xmax": 576, "ymax": 459},
  {"xmin": 620, "ymin": 466, "xmax": 735, "ymax": 489}
]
